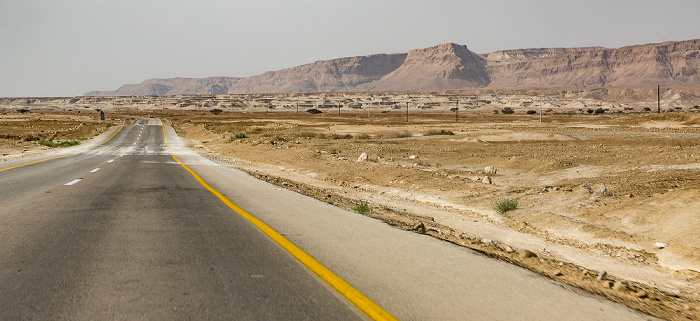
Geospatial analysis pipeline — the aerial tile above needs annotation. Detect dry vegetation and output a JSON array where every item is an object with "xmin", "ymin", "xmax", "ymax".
[
  {"xmin": 3, "ymin": 89, "xmax": 700, "ymax": 320},
  {"xmin": 166, "ymin": 110, "xmax": 700, "ymax": 321}
]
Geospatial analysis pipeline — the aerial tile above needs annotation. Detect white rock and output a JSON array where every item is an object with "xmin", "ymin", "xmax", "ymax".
[
  {"xmin": 485, "ymin": 166, "xmax": 497, "ymax": 174},
  {"xmin": 482, "ymin": 176, "xmax": 492, "ymax": 184},
  {"xmin": 356, "ymin": 152, "xmax": 368, "ymax": 162},
  {"xmin": 654, "ymin": 242, "xmax": 667, "ymax": 249},
  {"xmin": 409, "ymin": 155, "xmax": 418, "ymax": 160}
]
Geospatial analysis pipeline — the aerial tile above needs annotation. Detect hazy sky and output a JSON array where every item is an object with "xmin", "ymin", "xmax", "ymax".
[{"xmin": 2, "ymin": 0, "xmax": 699, "ymax": 97}]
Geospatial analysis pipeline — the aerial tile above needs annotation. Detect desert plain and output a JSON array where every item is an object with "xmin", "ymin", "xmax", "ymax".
[{"xmin": 2, "ymin": 86, "xmax": 700, "ymax": 320}]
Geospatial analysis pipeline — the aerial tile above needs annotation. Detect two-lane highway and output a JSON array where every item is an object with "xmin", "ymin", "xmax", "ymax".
[
  {"xmin": 0, "ymin": 121, "xmax": 364, "ymax": 320},
  {"xmin": 0, "ymin": 120, "xmax": 658, "ymax": 320}
]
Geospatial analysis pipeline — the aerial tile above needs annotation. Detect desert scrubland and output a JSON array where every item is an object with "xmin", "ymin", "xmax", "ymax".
[{"xmin": 2, "ymin": 87, "xmax": 700, "ymax": 320}]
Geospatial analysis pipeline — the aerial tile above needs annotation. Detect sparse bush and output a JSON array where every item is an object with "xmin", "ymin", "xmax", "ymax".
[
  {"xmin": 501, "ymin": 107, "xmax": 515, "ymax": 115},
  {"xmin": 232, "ymin": 132, "xmax": 248, "ymax": 139},
  {"xmin": 39, "ymin": 140, "xmax": 81, "ymax": 148},
  {"xmin": 643, "ymin": 107, "xmax": 652, "ymax": 112},
  {"xmin": 526, "ymin": 110, "xmax": 537, "ymax": 115},
  {"xmin": 587, "ymin": 109, "xmax": 595, "ymax": 114},
  {"xmin": 424, "ymin": 129, "xmax": 454, "ymax": 136},
  {"xmin": 210, "ymin": 108, "xmax": 223, "ymax": 115},
  {"xmin": 594, "ymin": 108, "xmax": 605, "ymax": 114},
  {"xmin": 307, "ymin": 108, "xmax": 322, "ymax": 114},
  {"xmin": 355, "ymin": 133, "xmax": 371, "ymax": 140},
  {"xmin": 23, "ymin": 134, "xmax": 40, "ymax": 142},
  {"xmin": 296, "ymin": 132, "xmax": 317, "ymax": 138},
  {"xmin": 353, "ymin": 203, "xmax": 370, "ymax": 214},
  {"xmin": 381, "ymin": 130, "xmax": 412, "ymax": 139},
  {"xmin": 493, "ymin": 198, "xmax": 518, "ymax": 214},
  {"xmin": 331, "ymin": 133, "xmax": 353, "ymax": 139}
]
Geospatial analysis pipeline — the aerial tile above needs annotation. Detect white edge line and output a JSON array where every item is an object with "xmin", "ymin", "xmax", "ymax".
[
  {"xmin": 65, "ymin": 179, "xmax": 82, "ymax": 186},
  {"xmin": 108, "ymin": 159, "xmax": 114, "ymax": 163},
  {"xmin": 90, "ymin": 168, "xmax": 100, "ymax": 173}
]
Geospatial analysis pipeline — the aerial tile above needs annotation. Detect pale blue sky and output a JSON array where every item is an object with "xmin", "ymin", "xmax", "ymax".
[{"xmin": 1, "ymin": 0, "xmax": 698, "ymax": 97}]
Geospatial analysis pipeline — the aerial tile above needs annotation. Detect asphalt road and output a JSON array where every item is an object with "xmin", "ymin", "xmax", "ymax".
[{"xmin": 0, "ymin": 120, "xmax": 659, "ymax": 320}]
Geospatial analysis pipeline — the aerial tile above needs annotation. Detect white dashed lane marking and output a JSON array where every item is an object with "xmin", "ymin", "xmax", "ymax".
[
  {"xmin": 65, "ymin": 179, "xmax": 82, "ymax": 186},
  {"xmin": 90, "ymin": 168, "xmax": 100, "ymax": 173},
  {"xmin": 108, "ymin": 159, "xmax": 114, "ymax": 163}
]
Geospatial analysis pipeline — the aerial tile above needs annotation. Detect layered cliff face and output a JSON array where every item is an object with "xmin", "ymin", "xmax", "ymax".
[
  {"xmin": 230, "ymin": 53, "xmax": 407, "ymax": 93},
  {"xmin": 483, "ymin": 47, "xmax": 602, "ymax": 65},
  {"xmin": 87, "ymin": 77, "xmax": 242, "ymax": 96},
  {"xmin": 487, "ymin": 39, "xmax": 700, "ymax": 88},
  {"xmin": 87, "ymin": 39, "xmax": 700, "ymax": 96},
  {"xmin": 360, "ymin": 43, "xmax": 489, "ymax": 91}
]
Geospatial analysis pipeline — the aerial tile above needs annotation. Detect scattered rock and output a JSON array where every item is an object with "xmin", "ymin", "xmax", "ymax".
[
  {"xmin": 481, "ymin": 238, "xmax": 492, "ymax": 245},
  {"xmin": 670, "ymin": 289, "xmax": 682, "ymax": 297},
  {"xmin": 598, "ymin": 184, "xmax": 614, "ymax": 197},
  {"xmin": 596, "ymin": 270, "xmax": 607, "ymax": 281},
  {"xmin": 517, "ymin": 249, "xmax": 537, "ymax": 259},
  {"xmin": 503, "ymin": 245, "xmax": 514, "ymax": 253},
  {"xmin": 412, "ymin": 222, "xmax": 426, "ymax": 234},
  {"xmin": 553, "ymin": 270, "xmax": 563, "ymax": 276},
  {"xmin": 409, "ymin": 155, "xmax": 418, "ymax": 160},
  {"xmin": 482, "ymin": 176, "xmax": 492, "ymax": 184},
  {"xmin": 654, "ymin": 242, "xmax": 667, "ymax": 249},
  {"xmin": 633, "ymin": 290, "xmax": 648, "ymax": 298},
  {"xmin": 356, "ymin": 152, "xmax": 368, "ymax": 162},
  {"xmin": 602, "ymin": 280, "xmax": 613, "ymax": 289},
  {"xmin": 612, "ymin": 280, "xmax": 628, "ymax": 292},
  {"xmin": 484, "ymin": 166, "xmax": 497, "ymax": 174}
]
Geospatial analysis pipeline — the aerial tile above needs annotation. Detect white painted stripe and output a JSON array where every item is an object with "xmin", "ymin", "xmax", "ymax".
[
  {"xmin": 90, "ymin": 168, "xmax": 100, "ymax": 173},
  {"xmin": 65, "ymin": 179, "xmax": 82, "ymax": 186},
  {"xmin": 108, "ymin": 159, "xmax": 114, "ymax": 163}
]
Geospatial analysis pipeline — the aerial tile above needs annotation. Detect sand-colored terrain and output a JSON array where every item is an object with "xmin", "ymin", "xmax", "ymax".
[
  {"xmin": 165, "ymin": 110, "xmax": 700, "ymax": 320},
  {"xmin": 2, "ymin": 89, "xmax": 700, "ymax": 320}
]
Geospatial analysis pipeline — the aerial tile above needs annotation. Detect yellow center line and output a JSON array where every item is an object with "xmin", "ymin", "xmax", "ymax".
[
  {"xmin": 90, "ymin": 125, "xmax": 123, "ymax": 148},
  {"xmin": 0, "ymin": 125, "xmax": 124, "ymax": 173},
  {"xmin": 161, "ymin": 125, "xmax": 398, "ymax": 321}
]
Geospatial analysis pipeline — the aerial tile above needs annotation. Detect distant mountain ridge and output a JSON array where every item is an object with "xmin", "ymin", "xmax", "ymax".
[{"xmin": 86, "ymin": 39, "xmax": 700, "ymax": 96}]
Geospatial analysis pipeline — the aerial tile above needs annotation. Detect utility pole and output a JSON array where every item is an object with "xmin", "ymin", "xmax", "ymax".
[
  {"xmin": 406, "ymin": 102, "xmax": 409, "ymax": 122},
  {"xmin": 540, "ymin": 95, "xmax": 543, "ymax": 123},
  {"xmin": 296, "ymin": 102, "xmax": 299, "ymax": 114},
  {"xmin": 455, "ymin": 100, "xmax": 459, "ymax": 122},
  {"xmin": 657, "ymin": 85, "xmax": 661, "ymax": 114},
  {"xmin": 338, "ymin": 102, "xmax": 341, "ymax": 116}
]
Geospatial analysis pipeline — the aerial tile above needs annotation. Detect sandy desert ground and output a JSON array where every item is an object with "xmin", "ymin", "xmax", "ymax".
[{"xmin": 2, "ymin": 89, "xmax": 700, "ymax": 320}]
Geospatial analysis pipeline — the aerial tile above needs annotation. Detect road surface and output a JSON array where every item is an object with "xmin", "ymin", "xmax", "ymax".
[{"xmin": 0, "ymin": 120, "xmax": 658, "ymax": 320}]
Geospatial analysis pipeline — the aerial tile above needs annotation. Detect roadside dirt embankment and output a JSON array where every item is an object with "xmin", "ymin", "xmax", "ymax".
[{"xmin": 168, "ymin": 111, "xmax": 700, "ymax": 321}]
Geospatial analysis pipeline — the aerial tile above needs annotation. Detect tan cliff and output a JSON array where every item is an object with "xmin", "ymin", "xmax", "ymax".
[{"xmin": 87, "ymin": 39, "xmax": 700, "ymax": 96}]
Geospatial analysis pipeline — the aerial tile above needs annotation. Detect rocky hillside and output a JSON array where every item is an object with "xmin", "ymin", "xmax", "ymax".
[{"xmin": 87, "ymin": 39, "xmax": 700, "ymax": 96}]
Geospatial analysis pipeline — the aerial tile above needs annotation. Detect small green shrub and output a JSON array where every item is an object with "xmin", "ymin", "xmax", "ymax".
[
  {"xmin": 233, "ymin": 132, "xmax": 248, "ymax": 139},
  {"xmin": 39, "ymin": 140, "xmax": 81, "ymax": 148},
  {"xmin": 424, "ymin": 129, "xmax": 454, "ymax": 136},
  {"xmin": 353, "ymin": 203, "xmax": 370, "ymax": 214},
  {"xmin": 78, "ymin": 137, "xmax": 88, "ymax": 141},
  {"xmin": 493, "ymin": 198, "xmax": 518, "ymax": 214}
]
